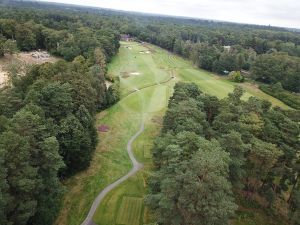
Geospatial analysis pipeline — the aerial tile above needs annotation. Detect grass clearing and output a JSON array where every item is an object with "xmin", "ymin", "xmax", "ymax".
[{"xmin": 56, "ymin": 41, "xmax": 290, "ymax": 225}]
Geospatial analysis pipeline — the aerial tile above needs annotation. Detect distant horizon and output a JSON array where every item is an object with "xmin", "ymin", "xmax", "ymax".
[{"xmin": 35, "ymin": 0, "xmax": 300, "ymax": 29}]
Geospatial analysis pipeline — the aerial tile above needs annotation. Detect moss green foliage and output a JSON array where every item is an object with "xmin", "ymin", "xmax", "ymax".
[
  {"xmin": 0, "ymin": 36, "xmax": 17, "ymax": 56},
  {"xmin": 0, "ymin": 4, "xmax": 120, "ymax": 225},
  {"xmin": 251, "ymin": 53, "xmax": 300, "ymax": 93},
  {"xmin": 260, "ymin": 83, "xmax": 300, "ymax": 109},
  {"xmin": 0, "ymin": 1, "xmax": 299, "ymax": 225},
  {"xmin": 107, "ymin": 77, "xmax": 121, "ymax": 105},
  {"xmin": 0, "ymin": 58, "xmax": 113, "ymax": 224},
  {"xmin": 0, "ymin": 10, "xmax": 119, "ymax": 62},
  {"xmin": 148, "ymin": 83, "xmax": 300, "ymax": 225},
  {"xmin": 58, "ymin": 41, "xmax": 291, "ymax": 225},
  {"xmin": 229, "ymin": 71, "xmax": 245, "ymax": 83}
]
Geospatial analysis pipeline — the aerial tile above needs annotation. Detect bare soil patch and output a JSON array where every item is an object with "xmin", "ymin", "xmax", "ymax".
[
  {"xmin": 0, "ymin": 55, "xmax": 15, "ymax": 86},
  {"xmin": 121, "ymin": 72, "xmax": 130, "ymax": 79},
  {"xmin": 0, "ymin": 69, "xmax": 8, "ymax": 87},
  {"xmin": 240, "ymin": 82, "xmax": 260, "ymax": 92},
  {"xmin": 0, "ymin": 51, "xmax": 58, "ymax": 86},
  {"xmin": 17, "ymin": 51, "xmax": 59, "ymax": 64},
  {"xmin": 121, "ymin": 71, "xmax": 141, "ymax": 78},
  {"xmin": 98, "ymin": 125, "xmax": 110, "ymax": 132}
]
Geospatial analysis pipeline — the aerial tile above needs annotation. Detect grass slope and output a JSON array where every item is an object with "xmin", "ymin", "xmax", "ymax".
[{"xmin": 55, "ymin": 41, "xmax": 290, "ymax": 225}]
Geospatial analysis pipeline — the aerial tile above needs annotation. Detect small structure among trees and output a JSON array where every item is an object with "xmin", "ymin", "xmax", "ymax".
[
  {"xmin": 223, "ymin": 45, "xmax": 231, "ymax": 52},
  {"xmin": 120, "ymin": 34, "xmax": 135, "ymax": 42}
]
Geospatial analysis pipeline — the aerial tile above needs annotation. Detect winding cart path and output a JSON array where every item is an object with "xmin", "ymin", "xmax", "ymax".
[{"xmin": 80, "ymin": 122, "xmax": 145, "ymax": 225}]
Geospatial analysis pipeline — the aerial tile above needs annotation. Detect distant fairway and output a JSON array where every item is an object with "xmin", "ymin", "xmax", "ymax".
[
  {"xmin": 108, "ymin": 41, "xmax": 290, "ymax": 108},
  {"xmin": 91, "ymin": 42, "xmax": 289, "ymax": 224},
  {"xmin": 56, "ymin": 41, "xmax": 290, "ymax": 225}
]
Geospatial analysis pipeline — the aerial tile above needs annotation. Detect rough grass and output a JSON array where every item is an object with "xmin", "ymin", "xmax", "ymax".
[
  {"xmin": 93, "ymin": 114, "xmax": 160, "ymax": 225},
  {"xmin": 54, "ymin": 104, "xmax": 141, "ymax": 225},
  {"xmin": 56, "ymin": 41, "xmax": 290, "ymax": 225}
]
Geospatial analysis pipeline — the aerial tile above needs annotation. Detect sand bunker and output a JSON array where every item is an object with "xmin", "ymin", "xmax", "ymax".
[
  {"xmin": 130, "ymin": 72, "xmax": 141, "ymax": 76},
  {"xmin": 121, "ymin": 71, "xmax": 141, "ymax": 78},
  {"xmin": 139, "ymin": 51, "xmax": 151, "ymax": 54},
  {"xmin": 105, "ymin": 80, "xmax": 113, "ymax": 88}
]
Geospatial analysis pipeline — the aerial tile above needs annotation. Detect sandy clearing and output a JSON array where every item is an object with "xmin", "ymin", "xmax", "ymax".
[
  {"xmin": 0, "ymin": 70, "xmax": 8, "ymax": 87},
  {"xmin": 16, "ymin": 52, "xmax": 59, "ymax": 64},
  {"xmin": 0, "ymin": 51, "xmax": 59, "ymax": 87}
]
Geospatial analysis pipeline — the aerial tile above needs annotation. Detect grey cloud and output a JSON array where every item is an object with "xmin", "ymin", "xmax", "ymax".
[{"xmin": 39, "ymin": 0, "xmax": 300, "ymax": 28}]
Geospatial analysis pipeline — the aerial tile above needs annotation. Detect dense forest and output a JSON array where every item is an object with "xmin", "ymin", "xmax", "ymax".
[
  {"xmin": 147, "ymin": 83, "xmax": 300, "ymax": 225},
  {"xmin": 0, "ymin": 1, "xmax": 300, "ymax": 225},
  {"xmin": 0, "ymin": 2, "xmax": 120, "ymax": 225}
]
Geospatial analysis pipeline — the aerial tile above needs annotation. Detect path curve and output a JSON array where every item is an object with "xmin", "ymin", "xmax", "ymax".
[{"xmin": 81, "ymin": 122, "xmax": 145, "ymax": 225}]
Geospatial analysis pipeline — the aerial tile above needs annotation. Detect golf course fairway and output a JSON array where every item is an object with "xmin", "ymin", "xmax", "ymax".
[{"xmin": 54, "ymin": 41, "xmax": 290, "ymax": 225}]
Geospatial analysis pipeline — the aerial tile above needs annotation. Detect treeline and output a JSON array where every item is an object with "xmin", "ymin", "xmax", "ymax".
[
  {"xmin": 0, "ymin": 8, "xmax": 119, "ymax": 61},
  {"xmin": 252, "ymin": 53, "xmax": 300, "ymax": 108},
  {"xmin": 0, "ymin": 5, "xmax": 120, "ymax": 225},
  {"xmin": 147, "ymin": 83, "xmax": 300, "ymax": 225},
  {"xmin": 251, "ymin": 53, "xmax": 300, "ymax": 93},
  {"xmin": 2, "ymin": 0, "xmax": 300, "ymax": 96},
  {"xmin": 122, "ymin": 16, "xmax": 300, "ymax": 94},
  {"xmin": 260, "ymin": 83, "xmax": 300, "ymax": 110}
]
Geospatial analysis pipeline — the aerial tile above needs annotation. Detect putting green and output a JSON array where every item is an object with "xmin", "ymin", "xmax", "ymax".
[
  {"xmin": 108, "ymin": 42, "xmax": 170, "ymax": 96},
  {"xmin": 56, "ymin": 41, "xmax": 290, "ymax": 225}
]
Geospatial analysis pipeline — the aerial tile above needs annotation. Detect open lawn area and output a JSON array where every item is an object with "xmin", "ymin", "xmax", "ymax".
[{"xmin": 55, "ymin": 41, "xmax": 291, "ymax": 225}]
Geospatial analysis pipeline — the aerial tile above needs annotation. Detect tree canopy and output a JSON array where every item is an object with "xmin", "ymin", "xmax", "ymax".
[{"xmin": 148, "ymin": 83, "xmax": 300, "ymax": 225}]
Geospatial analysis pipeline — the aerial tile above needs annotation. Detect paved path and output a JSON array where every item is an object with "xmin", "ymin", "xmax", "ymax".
[{"xmin": 81, "ymin": 122, "xmax": 145, "ymax": 225}]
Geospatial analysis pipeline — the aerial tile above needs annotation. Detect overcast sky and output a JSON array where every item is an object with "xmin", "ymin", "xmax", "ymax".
[{"xmin": 38, "ymin": 0, "xmax": 300, "ymax": 28}]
